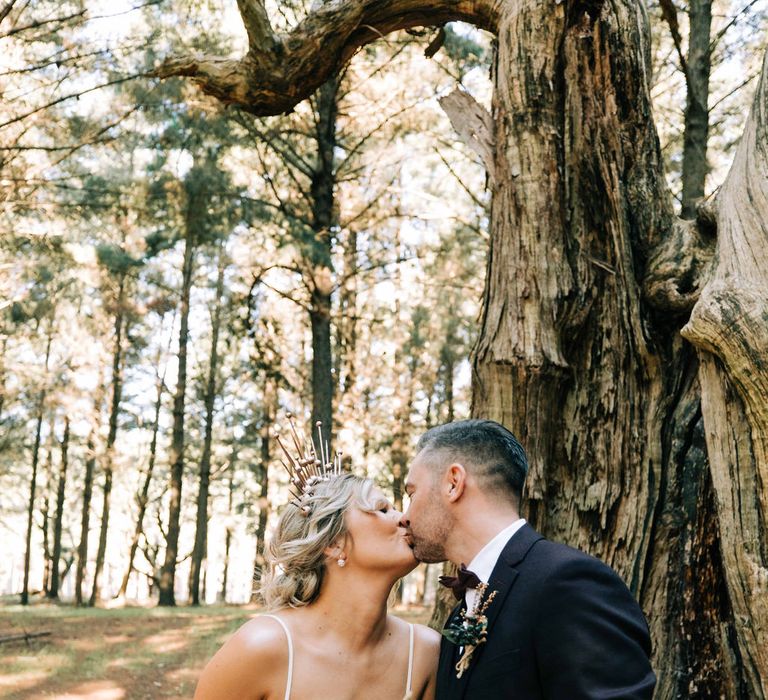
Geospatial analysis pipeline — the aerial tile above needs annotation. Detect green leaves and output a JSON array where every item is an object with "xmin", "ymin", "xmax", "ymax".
[{"xmin": 95, "ymin": 243, "xmax": 143, "ymax": 274}]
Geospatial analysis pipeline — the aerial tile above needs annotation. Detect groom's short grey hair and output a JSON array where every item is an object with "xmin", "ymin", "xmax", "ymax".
[{"xmin": 416, "ymin": 419, "xmax": 528, "ymax": 504}]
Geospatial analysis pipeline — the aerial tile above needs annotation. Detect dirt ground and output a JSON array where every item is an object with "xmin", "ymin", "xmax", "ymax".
[
  {"xmin": 0, "ymin": 603, "xmax": 431, "ymax": 699},
  {"xmin": 0, "ymin": 603, "xmax": 253, "ymax": 699}
]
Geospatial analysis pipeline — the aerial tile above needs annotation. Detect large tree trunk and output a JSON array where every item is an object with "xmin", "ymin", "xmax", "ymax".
[
  {"xmin": 469, "ymin": 3, "xmax": 749, "ymax": 697},
  {"xmin": 158, "ymin": 216, "xmax": 196, "ymax": 606},
  {"xmin": 155, "ymin": 0, "xmax": 768, "ymax": 694},
  {"xmin": 189, "ymin": 244, "xmax": 227, "ymax": 606},
  {"xmin": 90, "ymin": 275, "xmax": 126, "ymax": 606},
  {"xmin": 680, "ymin": 49, "xmax": 768, "ymax": 695},
  {"xmin": 48, "ymin": 417, "xmax": 69, "ymax": 600}
]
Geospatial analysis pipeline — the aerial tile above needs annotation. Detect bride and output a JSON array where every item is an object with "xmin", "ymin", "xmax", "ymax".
[{"xmin": 193, "ymin": 430, "xmax": 440, "ymax": 700}]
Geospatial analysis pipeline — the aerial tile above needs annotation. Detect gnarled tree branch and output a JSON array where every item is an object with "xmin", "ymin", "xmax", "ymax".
[
  {"xmin": 153, "ymin": 0, "xmax": 500, "ymax": 116},
  {"xmin": 642, "ymin": 201, "xmax": 716, "ymax": 315}
]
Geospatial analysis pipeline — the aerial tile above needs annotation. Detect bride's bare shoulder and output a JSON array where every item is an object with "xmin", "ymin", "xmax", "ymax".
[
  {"xmin": 193, "ymin": 616, "xmax": 290, "ymax": 700},
  {"xmin": 234, "ymin": 615, "xmax": 293, "ymax": 650},
  {"xmin": 386, "ymin": 615, "xmax": 441, "ymax": 660},
  {"xmin": 412, "ymin": 621, "xmax": 441, "ymax": 658}
]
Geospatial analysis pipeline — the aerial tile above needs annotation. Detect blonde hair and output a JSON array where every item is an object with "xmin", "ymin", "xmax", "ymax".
[{"xmin": 258, "ymin": 473, "xmax": 380, "ymax": 609}]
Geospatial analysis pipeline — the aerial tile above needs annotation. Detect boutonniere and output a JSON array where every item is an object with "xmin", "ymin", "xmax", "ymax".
[{"xmin": 441, "ymin": 582, "xmax": 498, "ymax": 678}]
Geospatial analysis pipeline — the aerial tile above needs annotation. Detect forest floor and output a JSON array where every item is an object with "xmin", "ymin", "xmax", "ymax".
[{"xmin": 0, "ymin": 601, "xmax": 431, "ymax": 699}]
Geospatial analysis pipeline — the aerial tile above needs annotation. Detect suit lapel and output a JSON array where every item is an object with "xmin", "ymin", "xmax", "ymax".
[
  {"xmin": 483, "ymin": 524, "xmax": 543, "ymax": 636},
  {"xmin": 450, "ymin": 524, "xmax": 545, "ymax": 696}
]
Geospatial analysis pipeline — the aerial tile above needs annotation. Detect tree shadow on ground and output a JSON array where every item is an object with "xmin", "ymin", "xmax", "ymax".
[
  {"xmin": 0, "ymin": 603, "xmax": 432, "ymax": 699},
  {"xmin": 0, "ymin": 603, "xmax": 252, "ymax": 699}
]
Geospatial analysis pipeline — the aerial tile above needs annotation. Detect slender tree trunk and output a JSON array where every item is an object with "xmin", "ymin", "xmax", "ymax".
[
  {"xmin": 189, "ymin": 245, "xmax": 227, "ymax": 606},
  {"xmin": 22, "ymin": 411, "xmax": 45, "ymax": 605},
  {"xmin": 159, "ymin": 219, "xmax": 197, "ymax": 606},
  {"xmin": 48, "ymin": 418, "xmax": 69, "ymax": 600},
  {"xmin": 0, "ymin": 335, "xmax": 7, "ymax": 420},
  {"xmin": 220, "ymin": 443, "xmax": 237, "ymax": 604},
  {"xmin": 418, "ymin": 564, "xmax": 429, "ymax": 605},
  {"xmin": 77, "ymin": 363, "xmax": 105, "ymax": 607},
  {"xmin": 251, "ymin": 383, "xmax": 274, "ymax": 602},
  {"xmin": 76, "ymin": 434, "xmax": 96, "ymax": 606},
  {"xmin": 336, "ymin": 228, "xmax": 359, "ymax": 410},
  {"xmin": 681, "ymin": 0, "xmax": 712, "ymax": 219},
  {"xmin": 41, "ymin": 445, "xmax": 53, "ymax": 596},
  {"xmin": 440, "ymin": 320, "xmax": 458, "ymax": 423},
  {"xmin": 308, "ymin": 76, "xmax": 339, "ymax": 440},
  {"xmin": 90, "ymin": 275, "xmax": 126, "ymax": 606},
  {"xmin": 117, "ymin": 352, "xmax": 166, "ymax": 599},
  {"xmin": 21, "ymin": 328, "xmax": 52, "ymax": 605}
]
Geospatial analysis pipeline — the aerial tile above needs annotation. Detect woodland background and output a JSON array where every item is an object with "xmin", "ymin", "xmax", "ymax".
[{"xmin": 0, "ymin": 0, "xmax": 766, "ymax": 696}]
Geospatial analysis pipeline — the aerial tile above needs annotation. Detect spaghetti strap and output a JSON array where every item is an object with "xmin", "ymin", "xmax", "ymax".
[
  {"xmin": 260, "ymin": 614, "xmax": 293, "ymax": 700},
  {"xmin": 405, "ymin": 622, "xmax": 414, "ymax": 698}
]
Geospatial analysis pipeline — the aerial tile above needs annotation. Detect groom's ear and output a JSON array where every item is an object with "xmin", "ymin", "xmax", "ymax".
[{"xmin": 445, "ymin": 463, "xmax": 467, "ymax": 503}]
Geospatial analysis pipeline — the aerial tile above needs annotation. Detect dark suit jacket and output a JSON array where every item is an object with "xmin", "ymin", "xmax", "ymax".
[{"xmin": 436, "ymin": 525, "xmax": 655, "ymax": 699}]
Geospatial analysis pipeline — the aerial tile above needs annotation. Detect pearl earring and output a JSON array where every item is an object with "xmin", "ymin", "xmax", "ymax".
[{"xmin": 337, "ymin": 558, "xmax": 346, "ymax": 567}]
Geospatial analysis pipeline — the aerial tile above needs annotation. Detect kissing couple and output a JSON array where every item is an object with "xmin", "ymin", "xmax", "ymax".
[{"xmin": 194, "ymin": 419, "xmax": 656, "ymax": 699}]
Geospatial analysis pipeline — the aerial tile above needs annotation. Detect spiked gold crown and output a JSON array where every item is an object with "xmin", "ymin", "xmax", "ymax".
[{"xmin": 274, "ymin": 413, "xmax": 343, "ymax": 515}]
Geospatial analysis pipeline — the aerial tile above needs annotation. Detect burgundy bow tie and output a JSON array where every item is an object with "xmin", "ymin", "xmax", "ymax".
[{"xmin": 439, "ymin": 564, "xmax": 482, "ymax": 601}]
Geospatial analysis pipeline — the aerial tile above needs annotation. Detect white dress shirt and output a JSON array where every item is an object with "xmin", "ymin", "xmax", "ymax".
[{"xmin": 464, "ymin": 518, "xmax": 527, "ymax": 612}]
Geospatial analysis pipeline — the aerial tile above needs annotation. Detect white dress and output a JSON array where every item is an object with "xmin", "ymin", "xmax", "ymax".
[{"xmin": 261, "ymin": 614, "xmax": 415, "ymax": 700}]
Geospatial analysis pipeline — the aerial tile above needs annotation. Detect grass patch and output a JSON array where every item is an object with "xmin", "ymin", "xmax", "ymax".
[
  {"xmin": 0, "ymin": 603, "xmax": 252, "ymax": 699},
  {"xmin": 0, "ymin": 602, "xmax": 432, "ymax": 699}
]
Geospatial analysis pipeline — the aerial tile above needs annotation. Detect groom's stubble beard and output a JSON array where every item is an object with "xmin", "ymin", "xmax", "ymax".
[{"xmin": 411, "ymin": 498, "xmax": 454, "ymax": 564}]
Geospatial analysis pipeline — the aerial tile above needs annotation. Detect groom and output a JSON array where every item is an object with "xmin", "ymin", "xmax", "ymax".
[{"xmin": 400, "ymin": 419, "xmax": 656, "ymax": 699}]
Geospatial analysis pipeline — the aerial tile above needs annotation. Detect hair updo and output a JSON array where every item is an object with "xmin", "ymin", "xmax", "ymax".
[{"xmin": 258, "ymin": 473, "xmax": 379, "ymax": 609}]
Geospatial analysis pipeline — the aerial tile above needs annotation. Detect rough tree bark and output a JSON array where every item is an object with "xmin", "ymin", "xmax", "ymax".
[
  {"xmin": 680, "ymin": 51, "xmax": 768, "ymax": 694},
  {"xmin": 155, "ymin": 0, "xmax": 768, "ymax": 695},
  {"xmin": 189, "ymin": 243, "xmax": 227, "ymax": 606}
]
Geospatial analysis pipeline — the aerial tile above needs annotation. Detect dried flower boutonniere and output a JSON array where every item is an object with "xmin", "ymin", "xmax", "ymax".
[{"xmin": 441, "ymin": 582, "xmax": 498, "ymax": 678}]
